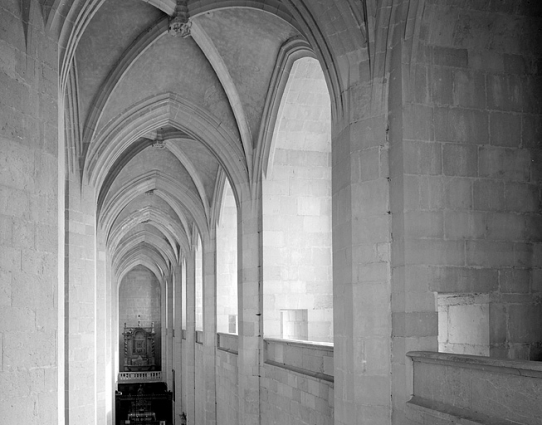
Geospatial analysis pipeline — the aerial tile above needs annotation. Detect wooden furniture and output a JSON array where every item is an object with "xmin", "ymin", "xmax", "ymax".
[{"xmin": 116, "ymin": 383, "xmax": 172, "ymax": 425}]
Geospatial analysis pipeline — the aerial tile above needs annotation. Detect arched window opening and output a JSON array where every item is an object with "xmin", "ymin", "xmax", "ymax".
[
  {"xmin": 195, "ymin": 235, "xmax": 203, "ymax": 331},
  {"xmin": 263, "ymin": 57, "xmax": 333, "ymax": 343},
  {"xmin": 217, "ymin": 179, "xmax": 238, "ymax": 334}
]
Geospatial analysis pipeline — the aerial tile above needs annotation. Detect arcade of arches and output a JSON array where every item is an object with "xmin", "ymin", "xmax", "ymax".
[{"xmin": 1, "ymin": 1, "xmax": 542, "ymax": 424}]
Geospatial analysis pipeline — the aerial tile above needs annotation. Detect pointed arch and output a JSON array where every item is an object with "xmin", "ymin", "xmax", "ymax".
[
  {"xmin": 115, "ymin": 246, "xmax": 169, "ymax": 283},
  {"xmin": 96, "ymin": 138, "xmax": 154, "ymax": 216},
  {"xmin": 112, "ymin": 232, "xmax": 177, "ymax": 272},
  {"xmin": 107, "ymin": 206, "xmax": 189, "ymax": 256},
  {"xmin": 99, "ymin": 170, "xmax": 208, "ymax": 242},
  {"xmin": 117, "ymin": 259, "xmax": 166, "ymax": 290},
  {"xmin": 165, "ymin": 139, "xmax": 211, "ymax": 223},
  {"xmin": 209, "ymin": 167, "xmax": 228, "ymax": 231},
  {"xmin": 253, "ymin": 36, "xmax": 315, "ymax": 191},
  {"xmin": 84, "ymin": 93, "xmax": 249, "ymax": 210},
  {"xmin": 278, "ymin": 0, "xmax": 346, "ymax": 120}
]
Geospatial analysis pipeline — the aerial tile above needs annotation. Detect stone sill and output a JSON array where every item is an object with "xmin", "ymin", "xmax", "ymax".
[
  {"xmin": 265, "ymin": 337, "xmax": 334, "ymax": 351},
  {"xmin": 407, "ymin": 351, "xmax": 542, "ymax": 378},
  {"xmin": 265, "ymin": 360, "xmax": 334, "ymax": 383}
]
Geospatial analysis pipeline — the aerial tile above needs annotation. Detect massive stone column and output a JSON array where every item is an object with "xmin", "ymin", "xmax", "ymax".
[
  {"xmin": 65, "ymin": 179, "xmax": 98, "ymax": 425},
  {"xmin": 0, "ymin": 2, "xmax": 60, "ymax": 424},
  {"xmin": 332, "ymin": 101, "xmax": 393, "ymax": 425},
  {"xmin": 167, "ymin": 271, "xmax": 174, "ymax": 390},
  {"xmin": 111, "ymin": 257, "xmax": 120, "ymax": 401},
  {"xmin": 185, "ymin": 248, "xmax": 196, "ymax": 424},
  {"xmin": 105, "ymin": 243, "xmax": 114, "ymax": 425},
  {"xmin": 96, "ymin": 234, "xmax": 113, "ymax": 425},
  {"xmin": 237, "ymin": 190, "xmax": 263, "ymax": 425},
  {"xmin": 173, "ymin": 263, "xmax": 183, "ymax": 422},
  {"xmin": 203, "ymin": 232, "xmax": 218, "ymax": 424}
]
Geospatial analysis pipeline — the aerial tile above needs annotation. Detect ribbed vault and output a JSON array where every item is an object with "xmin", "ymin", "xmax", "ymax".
[{"xmin": 55, "ymin": 1, "xmax": 368, "ymax": 373}]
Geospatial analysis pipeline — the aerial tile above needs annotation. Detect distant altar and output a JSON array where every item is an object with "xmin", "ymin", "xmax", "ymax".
[{"xmin": 122, "ymin": 322, "xmax": 156, "ymax": 371}]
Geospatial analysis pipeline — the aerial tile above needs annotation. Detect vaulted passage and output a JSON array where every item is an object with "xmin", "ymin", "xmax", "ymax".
[{"xmin": 1, "ymin": 1, "xmax": 542, "ymax": 425}]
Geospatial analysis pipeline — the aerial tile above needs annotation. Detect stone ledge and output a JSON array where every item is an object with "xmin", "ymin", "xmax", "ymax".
[
  {"xmin": 265, "ymin": 337, "xmax": 334, "ymax": 351},
  {"xmin": 265, "ymin": 360, "xmax": 334, "ymax": 383},
  {"xmin": 407, "ymin": 351, "xmax": 542, "ymax": 378}
]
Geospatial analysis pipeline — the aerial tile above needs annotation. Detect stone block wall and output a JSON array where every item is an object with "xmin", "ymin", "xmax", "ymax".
[
  {"xmin": 180, "ymin": 338, "xmax": 188, "ymax": 420},
  {"xmin": 195, "ymin": 342, "xmax": 204, "ymax": 423},
  {"xmin": 333, "ymin": 87, "xmax": 392, "ymax": 425},
  {"xmin": 391, "ymin": 1, "xmax": 542, "ymax": 424},
  {"xmin": 0, "ymin": 1, "xmax": 59, "ymax": 423},
  {"xmin": 261, "ymin": 364, "xmax": 334, "ymax": 425},
  {"xmin": 398, "ymin": 0, "xmax": 542, "ymax": 363},
  {"xmin": 65, "ymin": 180, "xmax": 97, "ymax": 424},
  {"xmin": 216, "ymin": 349, "xmax": 239, "ymax": 424},
  {"xmin": 261, "ymin": 339, "xmax": 333, "ymax": 425}
]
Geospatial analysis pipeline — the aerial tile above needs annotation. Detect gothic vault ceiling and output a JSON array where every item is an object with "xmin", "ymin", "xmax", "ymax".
[{"xmin": 65, "ymin": 0, "xmax": 307, "ymax": 281}]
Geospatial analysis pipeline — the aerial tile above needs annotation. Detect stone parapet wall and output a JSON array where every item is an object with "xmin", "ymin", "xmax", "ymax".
[
  {"xmin": 407, "ymin": 351, "xmax": 542, "ymax": 425},
  {"xmin": 216, "ymin": 347, "xmax": 239, "ymax": 425},
  {"xmin": 218, "ymin": 332, "xmax": 239, "ymax": 354},
  {"xmin": 261, "ymin": 362, "xmax": 334, "ymax": 425},
  {"xmin": 262, "ymin": 338, "xmax": 334, "ymax": 424},
  {"xmin": 195, "ymin": 342, "xmax": 204, "ymax": 423},
  {"xmin": 265, "ymin": 338, "xmax": 333, "ymax": 381}
]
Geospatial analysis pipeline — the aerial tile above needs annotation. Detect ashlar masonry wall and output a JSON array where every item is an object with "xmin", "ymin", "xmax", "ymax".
[
  {"xmin": 261, "ymin": 339, "xmax": 334, "ymax": 425},
  {"xmin": 261, "ymin": 364, "xmax": 334, "ymax": 425},
  {"xmin": 389, "ymin": 1, "xmax": 542, "ymax": 424},
  {"xmin": 216, "ymin": 343, "xmax": 239, "ymax": 424},
  {"xmin": 396, "ymin": 0, "xmax": 542, "ymax": 361},
  {"xmin": 65, "ymin": 177, "xmax": 98, "ymax": 424},
  {"xmin": 195, "ymin": 340, "xmax": 204, "ymax": 423},
  {"xmin": 0, "ymin": 2, "xmax": 59, "ymax": 424}
]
